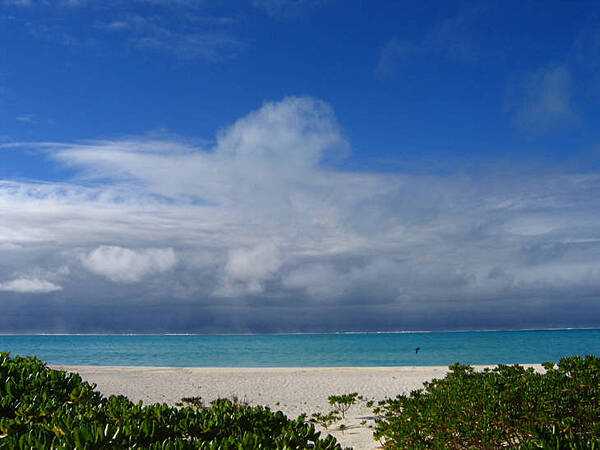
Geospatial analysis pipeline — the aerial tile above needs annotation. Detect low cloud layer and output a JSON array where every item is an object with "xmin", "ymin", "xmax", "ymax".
[{"xmin": 1, "ymin": 96, "xmax": 600, "ymax": 331}]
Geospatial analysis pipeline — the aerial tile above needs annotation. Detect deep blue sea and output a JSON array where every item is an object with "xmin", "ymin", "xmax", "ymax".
[{"xmin": 1, "ymin": 330, "xmax": 599, "ymax": 367}]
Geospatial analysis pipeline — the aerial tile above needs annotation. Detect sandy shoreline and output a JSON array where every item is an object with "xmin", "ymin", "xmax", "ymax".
[{"xmin": 54, "ymin": 365, "xmax": 541, "ymax": 449}]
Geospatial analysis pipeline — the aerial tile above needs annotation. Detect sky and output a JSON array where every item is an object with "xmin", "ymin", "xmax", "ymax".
[{"xmin": 1, "ymin": 0, "xmax": 600, "ymax": 333}]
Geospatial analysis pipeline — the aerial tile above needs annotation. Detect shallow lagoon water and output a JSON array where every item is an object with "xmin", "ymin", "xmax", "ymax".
[{"xmin": 1, "ymin": 329, "xmax": 599, "ymax": 367}]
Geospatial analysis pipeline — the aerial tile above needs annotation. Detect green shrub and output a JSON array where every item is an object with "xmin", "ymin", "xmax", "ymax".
[
  {"xmin": 310, "ymin": 411, "xmax": 341, "ymax": 430},
  {"xmin": 0, "ymin": 353, "xmax": 341, "ymax": 449},
  {"xmin": 326, "ymin": 393, "xmax": 361, "ymax": 420},
  {"xmin": 310, "ymin": 392, "xmax": 362, "ymax": 431},
  {"xmin": 374, "ymin": 355, "xmax": 600, "ymax": 449}
]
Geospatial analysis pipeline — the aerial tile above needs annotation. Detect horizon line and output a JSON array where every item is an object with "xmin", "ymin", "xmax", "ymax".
[{"xmin": 1, "ymin": 326, "xmax": 599, "ymax": 337}]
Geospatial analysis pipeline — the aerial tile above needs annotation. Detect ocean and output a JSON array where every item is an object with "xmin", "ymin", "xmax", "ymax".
[{"xmin": 1, "ymin": 329, "xmax": 599, "ymax": 367}]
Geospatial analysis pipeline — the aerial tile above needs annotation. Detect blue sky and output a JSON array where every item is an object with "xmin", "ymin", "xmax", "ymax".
[
  {"xmin": 2, "ymin": 0, "xmax": 600, "ymax": 332},
  {"xmin": 3, "ymin": 0, "xmax": 600, "ymax": 168}
]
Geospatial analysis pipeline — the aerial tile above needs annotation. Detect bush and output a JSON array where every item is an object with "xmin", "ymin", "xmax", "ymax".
[
  {"xmin": 0, "ymin": 353, "xmax": 341, "ymax": 449},
  {"xmin": 326, "ymin": 393, "xmax": 361, "ymax": 420},
  {"xmin": 374, "ymin": 355, "xmax": 600, "ymax": 449},
  {"xmin": 310, "ymin": 393, "xmax": 362, "ymax": 431}
]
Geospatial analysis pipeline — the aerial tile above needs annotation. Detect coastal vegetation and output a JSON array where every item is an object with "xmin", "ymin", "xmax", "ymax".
[
  {"xmin": 326, "ymin": 393, "xmax": 361, "ymax": 421},
  {"xmin": 0, "ymin": 353, "xmax": 341, "ymax": 449},
  {"xmin": 310, "ymin": 393, "xmax": 362, "ymax": 431},
  {"xmin": 3, "ymin": 352, "xmax": 600, "ymax": 449},
  {"xmin": 373, "ymin": 355, "xmax": 600, "ymax": 449}
]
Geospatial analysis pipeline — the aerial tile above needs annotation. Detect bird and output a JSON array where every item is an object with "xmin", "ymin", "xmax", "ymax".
[{"xmin": 415, "ymin": 347, "xmax": 420, "ymax": 354}]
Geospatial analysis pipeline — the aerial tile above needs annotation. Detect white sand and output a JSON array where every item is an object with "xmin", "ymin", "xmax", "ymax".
[{"xmin": 54, "ymin": 365, "xmax": 541, "ymax": 449}]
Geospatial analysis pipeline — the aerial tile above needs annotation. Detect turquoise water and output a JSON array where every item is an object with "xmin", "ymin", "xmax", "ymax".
[{"xmin": 1, "ymin": 330, "xmax": 599, "ymax": 367}]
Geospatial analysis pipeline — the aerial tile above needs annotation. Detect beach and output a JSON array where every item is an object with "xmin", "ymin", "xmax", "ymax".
[{"xmin": 54, "ymin": 365, "xmax": 541, "ymax": 449}]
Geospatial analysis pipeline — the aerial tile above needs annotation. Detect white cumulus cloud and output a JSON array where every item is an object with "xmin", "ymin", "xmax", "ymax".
[
  {"xmin": 220, "ymin": 243, "xmax": 282, "ymax": 295},
  {"xmin": 81, "ymin": 246, "xmax": 177, "ymax": 283},
  {"xmin": 0, "ymin": 278, "xmax": 62, "ymax": 293}
]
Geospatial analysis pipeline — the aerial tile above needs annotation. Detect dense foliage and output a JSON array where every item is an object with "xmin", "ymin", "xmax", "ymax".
[
  {"xmin": 374, "ymin": 355, "xmax": 600, "ymax": 449},
  {"xmin": 0, "ymin": 353, "xmax": 341, "ymax": 449}
]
